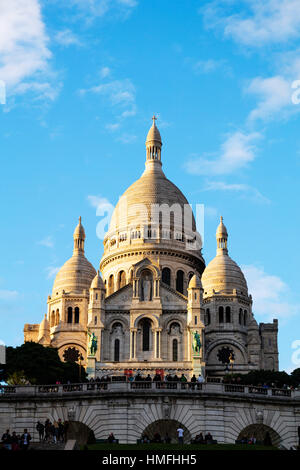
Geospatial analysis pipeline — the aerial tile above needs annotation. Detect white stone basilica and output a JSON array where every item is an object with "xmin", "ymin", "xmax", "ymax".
[{"xmin": 24, "ymin": 119, "xmax": 279, "ymax": 379}]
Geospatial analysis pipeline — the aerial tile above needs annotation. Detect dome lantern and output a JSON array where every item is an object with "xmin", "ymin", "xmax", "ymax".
[
  {"xmin": 145, "ymin": 115, "xmax": 162, "ymax": 169},
  {"xmin": 216, "ymin": 216, "xmax": 228, "ymax": 255},
  {"xmin": 73, "ymin": 216, "xmax": 86, "ymax": 253}
]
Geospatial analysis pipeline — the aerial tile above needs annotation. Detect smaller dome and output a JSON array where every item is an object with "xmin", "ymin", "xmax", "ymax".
[
  {"xmin": 90, "ymin": 270, "xmax": 104, "ymax": 289},
  {"xmin": 146, "ymin": 118, "xmax": 162, "ymax": 143},
  {"xmin": 216, "ymin": 216, "xmax": 228, "ymax": 239},
  {"xmin": 188, "ymin": 274, "xmax": 202, "ymax": 289},
  {"xmin": 202, "ymin": 255, "xmax": 248, "ymax": 295},
  {"xmin": 73, "ymin": 216, "xmax": 85, "ymax": 240}
]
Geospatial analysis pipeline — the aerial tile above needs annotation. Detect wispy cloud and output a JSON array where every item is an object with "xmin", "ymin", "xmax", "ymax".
[
  {"xmin": 185, "ymin": 131, "xmax": 261, "ymax": 175},
  {"xmin": 0, "ymin": 0, "xmax": 56, "ymax": 101},
  {"xmin": 100, "ymin": 66, "xmax": 111, "ymax": 78},
  {"xmin": 38, "ymin": 236, "xmax": 54, "ymax": 248},
  {"xmin": 246, "ymin": 75, "xmax": 294, "ymax": 121},
  {"xmin": 79, "ymin": 77, "xmax": 137, "ymax": 126},
  {"xmin": 67, "ymin": 0, "xmax": 138, "ymax": 20},
  {"xmin": 204, "ymin": 181, "xmax": 270, "ymax": 204},
  {"xmin": 87, "ymin": 195, "xmax": 114, "ymax": 213},
  {"xmin": 242, "ymin": 264, "xmax": 300, "ymax": 321},
  {"xmin": 55, "ymin": 29, "xmax": 81, "ymax": 47},
  {"xmin": 0, "ymin": 290, "xmax": 19, "ymax": 300},
  {"xmin": 45, "ymin": 266, "xmax": 60, "ymax": 279},
  {"xmin": 202, "ymin": 0, "xmax": 300, "ymax": 47}
]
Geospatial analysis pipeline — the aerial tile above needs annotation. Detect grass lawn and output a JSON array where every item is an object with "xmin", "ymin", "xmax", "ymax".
[{"xmin": 85, "ymin": 443, "xmax": 277, "ymax": 451}]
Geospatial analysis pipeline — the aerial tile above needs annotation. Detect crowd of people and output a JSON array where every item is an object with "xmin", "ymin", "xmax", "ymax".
[
  {"xmin": 36, "ymin": 419, "xmax": 68, "ymax": 444},
  {"xmin": 1, "ymin": 429, "xmax": 32, "ymax": 451},
  {"xmin": 1, "ymin": 419, "xmax": 69, "ymax": 451},
  {"xmin": 89, "ymin": 372, "xmax": 205, "ymax": 384}
]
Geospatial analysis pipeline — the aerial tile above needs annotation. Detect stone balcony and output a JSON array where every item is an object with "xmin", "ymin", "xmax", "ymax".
[{"xmin": 0, "ymin": 382, "xmax": 299, "ymax": 400}]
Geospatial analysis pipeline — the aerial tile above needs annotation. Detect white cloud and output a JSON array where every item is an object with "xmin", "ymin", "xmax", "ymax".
[
  {"xmin": 87, "ymin": 195, "xmax": 114, "ymax": 213},
  {"xmin": 242, "ymin": 265, "xmax": 299, "ymax": 321},
  {"xmin": 193, "ymin": 58, "xmax": 227, "ymax": 74},
  {"xmin": 117, "ymin": 133, "xmax": 137, "ymax": 144},
  {"xmin": 80, "ymin": 79, "xmax": 135, "ymax": 106},
  {"xmin": 202, "ymin": 0, "xmax": 300, "ymax": 47},
  {"xmin": 38, "ymin": 236, "xmax": 54, "ymax": 248},
  {"xmin": 45, "ymin": 266, "xmax": 60, "ymax": 279},
  {"xmin": 100, "ymin": 66, "xmax": 111, "ymax": 78},
  {"xmin": 0, "ymin": 0, "xmax": 54, "ymax": 99},
  {"xmin": 105, "ymin": 122, "xmax": 120, "ymax": 131},
  {"xmin": 68, "ymin": 0, "xmax": 137, "ymax": 18},
  {"xmin": 204, "ymin": 181, "xmax": 270, "ymax": 204},
  {"xmin": 185, "ymin": 131, "xmax": 261, "ymax": 175},
  {"xmin": 246, "ymin": 75, "xmax": 293, "ymax": 121},
  {"xmin": 0, "ymin": 290, "xmax": 18, "ymax": 300},
  {"xmin": 55, "ymin": 29, "xmax": 81, "ymax": 47}
]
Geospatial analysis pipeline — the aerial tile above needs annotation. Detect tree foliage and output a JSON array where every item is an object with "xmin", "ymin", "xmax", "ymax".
[{"xmin": 3, "ymin": 342, "xmax": 87, "ymax": 385}]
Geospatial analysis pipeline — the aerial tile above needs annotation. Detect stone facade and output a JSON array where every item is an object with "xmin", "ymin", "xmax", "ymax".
[{"xmin": 24, "ymin": 119, "xmax": 279, "ymax": 379}]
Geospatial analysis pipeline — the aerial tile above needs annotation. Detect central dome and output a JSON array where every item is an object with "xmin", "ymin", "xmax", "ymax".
[
  {"xmin": 108, "ymin": 166, "xmax": 196, "ymax": 234},
  {"xmin": 108, "ymin": 118, "xmax": 196, "ymax": 237}
]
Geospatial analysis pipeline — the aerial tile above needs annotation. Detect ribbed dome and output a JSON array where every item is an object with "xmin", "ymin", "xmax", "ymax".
[
  {"xmin": 52, "ymin": 218, "xmax": 96, "ymax": 296},
  {"xmin": 202, "ymin": 254, "xmax": 248, "ymax": 295},
  {"xmin": 90, "ymin": 270, "xmax": 104, "ymax": 289},
  {"xmin": 108, "ymin": 167, "xmax": 196, "ymax": 233},
  {"xmin": 202, "ymin": 217, "xmax": 248, "ymax": 295},
  {"xmin": 52, "ymin": 253, "xmax": 96, "ymax": 295}
]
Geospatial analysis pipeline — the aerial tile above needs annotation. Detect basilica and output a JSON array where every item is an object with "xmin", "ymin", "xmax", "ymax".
[{"xmin": 24, "ymin": 119, "xmax": 279, "ymax": 379}]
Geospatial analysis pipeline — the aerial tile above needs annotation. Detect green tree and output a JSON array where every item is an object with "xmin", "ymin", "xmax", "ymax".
[{"xmin": 3, "ymin": 342, "xmax": 87, "ymax": 385}]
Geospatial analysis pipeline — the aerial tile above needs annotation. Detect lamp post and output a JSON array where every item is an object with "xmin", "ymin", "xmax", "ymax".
[
  {"xmin": 229, "ymin": 353, "xmax": 235, "ymax": 377},
  {"xmin": 79, "ymin": 354, "xmax": 84, "ymax": 382}
]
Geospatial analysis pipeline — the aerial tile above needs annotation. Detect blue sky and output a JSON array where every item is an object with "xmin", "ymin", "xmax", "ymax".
[{"xmin": 0, "ymin": 0, "xmax": 300, "ymax": 372}]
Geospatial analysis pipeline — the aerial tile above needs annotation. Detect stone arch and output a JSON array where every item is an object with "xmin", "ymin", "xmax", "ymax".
[
  {"xmin": 107, "ymin": 316, "xmax": 129, "ymax": 331},
  {"xmin": 117, "ymin": 270, "xmax": 126, "ymax": 289},
  {"xmin": 66, "ymin": 421, "xmax": 96, "ymax": 446},
  {"xmin": 134, "ymin": 313, "xmax": 159, "ymax": 329},
  {"xmin": 205, "ymin": 339, "xmax": 248, "ymax": 364},
  {"xmin": 237, "ymin": 424, "xmax": 281, "ymax": 447},
  {"xmin": 162, "ymin": 267, "xmax": 171, "ymax": 286},
  {"xmin": 142, "ymin": 419, "xmax": 191, "ymax": 444},
  {"xmin": 135, "ymin": 262, "xmax": 160, "ymax": 280}
]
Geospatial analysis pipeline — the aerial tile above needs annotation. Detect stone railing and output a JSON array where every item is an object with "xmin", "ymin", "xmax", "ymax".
[{"xmin": 0, "ymin": 383, "xmax": 298, "ymax": 399}]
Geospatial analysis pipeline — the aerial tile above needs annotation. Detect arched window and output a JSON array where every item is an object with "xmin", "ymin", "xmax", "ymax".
[
  {"xmin": 108, "ymin": 274, "xmax": 114, "ymax": 296},
  {"xmin": 162, "ymin": 267, "xmax": 171, "ymax": 286},
  {"xmin": 176, "ymin": 270, "xmax": 184, "ymax": 294},
  {"xmin": 55, "ymin": 309, "xmax": 60, "ymax": 326},
  {"xmin": 172, "ymin": 339, "xmax": 178, "ymax": 362},
  {"xmin": 114, "ymin": 339, "xmax": 120, "ymax": 362},
  {"xmin": 74, "ymin": 307, "xmax": 80, "ymax": 324},
  {"xmin": 142, "ymin": 319, "xmax": 151, "ymax": 351},
  {"xmin": 206, "ymin": 308, "xmax": 211, "ymax": 326},
  {"xmin": 118, "ymin": 271, "xmax": 126, "ymax": 289},
  {"xmin": 219, "ymin": 306, "xmax": 224, "ymax": 323},
  {"xmin": 51, "ymin": 310, "xmax": 55, "ymax": 327},
  {"xmin": 244, "ymin": 310, "xmax": 247, "ymax": 326},
  {"xmin": 225, "ymin": 306, "xmax": 231, "ymax": 323},
  {"xmin": 239, "ymin": 308, "xmax": 243, "ymax": 325},
  {"xmin": 67, "ymin": 307, "xmax": 73, "ymax": 323}
]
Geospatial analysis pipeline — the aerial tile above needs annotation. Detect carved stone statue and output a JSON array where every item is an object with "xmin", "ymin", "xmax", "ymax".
[
  {"xmin": 88, "ymin": 331, "xmax": 97, "ymax": 356},
  {"xmin": 142, "ymin": 275, "xmax": 152, "ymax": 301},
  {"xmin": 192, "ymin": 331, "xmax": 201, "ymax": 355}
]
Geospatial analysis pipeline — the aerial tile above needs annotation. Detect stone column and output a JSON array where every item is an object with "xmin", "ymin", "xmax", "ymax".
[{"xmin": 130, "ymin": 328, "xmax": 137, "ymax": 360}]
